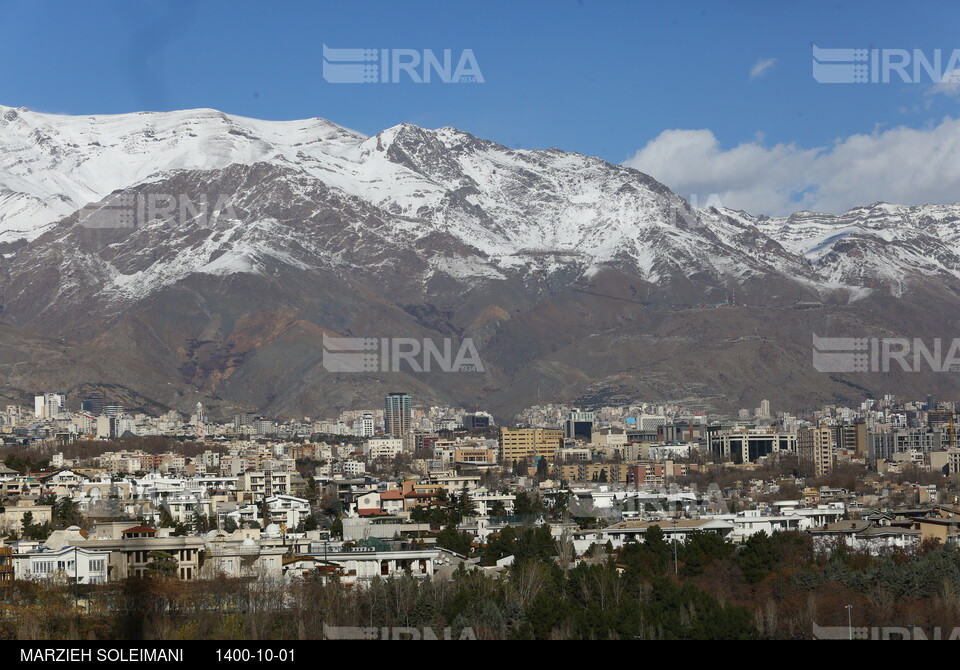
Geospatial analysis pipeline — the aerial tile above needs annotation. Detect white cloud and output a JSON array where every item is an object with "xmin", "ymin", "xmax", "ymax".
[
  {"xmin": 749, "ymin": 58, "xmax": 777, "ymax": 80},
  {"xmin": 927, "ymin": 68, "xmax": 960, "ymax": 97},
  {"xmin": 623, "ymin": 117, "xmax": 960, "ymax": 216}
]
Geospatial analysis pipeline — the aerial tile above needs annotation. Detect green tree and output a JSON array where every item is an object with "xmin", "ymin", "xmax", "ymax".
[
  {"xmin": 191, "ymin": 512, "xmax": 210, "ymax": 533},
  {"xmin": 54, "ymin": 497, "xmax": 83, "ymax": 528},
  {"xmin": 620, "ymin": 525, "xmax": 670, "ymax": 577},
  {"xmin": 158, "ymin": 505, "xmax": 175, "ymax": 528},
  {"xmin": 20, "ymin": 511, "xmax": 34, "ymax": 536},
  {"xmin": 457, "ymin": 485, "xmax": 476, "ymax": 519},
  {"xmin": 481, "ymin": 525, "xmax": 519, "ymax": 565},
  {"xmin": 678, "ymin": 530, "xmax": 734, "ymax": 576},
  {"xmin": 535, "ymin": 457, "xmax": 549, "ymax": 481},
  {"xmin": 145, "ymin": 551, "xmax": 178, "ymax": 577},
  {"xmin": 19, "ymin": 512, "xmax": 49, "ymax": 540},
  {"xmin": 513, "ymin": 524, "xmax": 556, "ymax": 566},
  {"xmin": 436, "ymin": 527, "xmax": 473, "ymax": 556},
  {"xmin": 514, "ymin": 491, "xmax": 539, "ymax": 516},
  {"xmin": 737, "ymin": 530, "xmax": 777, "ymax": 584}
]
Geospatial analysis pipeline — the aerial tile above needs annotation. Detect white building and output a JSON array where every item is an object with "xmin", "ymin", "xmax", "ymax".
[
  {"xmin": 306, "ymin": 545, "xmax": 466, "ymax": 586},
  {"xmin": 264, "ymin": 495, "xmax": 311, "ymax": 529},
  {"xmin": 809, "ymin": 520, "xmax": 921, "ymax": 555},
  {"xmin": 202, "ymin": 534, "xmax": 286, "ymax": 579},
  {"xmin": 355, "ymin": 413, "xmax": 375, "ymax": 437},
  {"xmin": 365, "ymin": 437, "xmax": 404, "ymax": 460},
  {"xmin": 469, "ymin": 489, "xmax": 516, "ymax": 516},
  {"xmin": 34, "ymin": 392, "xmax": 66, "ymax": 419},
  {"xmin": 13, "ymin": 545, "xmax": 110, "ymax": 584},
  {"xmin": 600, "ymin": 518, "xmax": 736, "ymax": 548}
]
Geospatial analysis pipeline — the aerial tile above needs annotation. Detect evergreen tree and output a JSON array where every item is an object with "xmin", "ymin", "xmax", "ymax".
[
  {"xmin": 436, "ymin": 527, "xmax": 473, "ymax": 556},
  {"xmin": 457, "ymin": 484, "xmax": 475, "ymax": 519},
  {"xmin": 158, "ymin": 505, "xmax": 175, "ymax": 528},
  {"xmin": 535, "ymin": 457, "xmax": 549, "ymax": 481},
  {"xmin": 146, "ymin": 551, "xmax": 178, "ymax": 577},
  {"xmin": 514, "ymin": 491, "xmax": 539, "ymax": 516},
  {"xmin": 737, "ymin": 530, "xmax": 777, "ymax": 584}
]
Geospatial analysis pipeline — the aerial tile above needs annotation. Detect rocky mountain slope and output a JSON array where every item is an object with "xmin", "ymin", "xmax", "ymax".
[{"xmin": 1, "ymin": 105, "xmax": 959, "ymax": 419}]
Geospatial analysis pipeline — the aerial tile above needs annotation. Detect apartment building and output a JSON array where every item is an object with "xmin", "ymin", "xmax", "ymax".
[
  {"xmin": 627, "ymin": 461, "xmax": 698, "ymax": 487},
  {"xmin": 365, "ymin": 437, "xmax": 404, "ymax": 460},
  {"xmin": 499, "ymin": 427, "xmax": 563, "ymax": 464},
  {"xmin": 870, "ymin": 427, "xmax": 946, "ymax": 463},
  {"xmin": 798, "ymin": 426, "xmax": 836, "ymax": 477},
  {"xmin": 560, "ymin": 462, "xmax": 629, "ymax": 484},
  {"xmin": 241, "ymin": 471, "xmax": 292, "ymax": 500},
  {"xmin": 202, "ymin": 534, "xmax": 286, "ymax": 579}
]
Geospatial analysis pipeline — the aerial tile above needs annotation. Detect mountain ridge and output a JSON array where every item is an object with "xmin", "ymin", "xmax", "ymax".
[{"xmin": 1, "ymin": 105, "xmax": 959, "ymax": 420}]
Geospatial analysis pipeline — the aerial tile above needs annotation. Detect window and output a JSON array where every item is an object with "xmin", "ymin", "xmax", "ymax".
[
  {"xmin": 34, "ymin": 561, "xmax": 54, "ymax": 574},
  {"xmin": 89, "ymin": 560, "xmax": 105, "ymax": 573}
]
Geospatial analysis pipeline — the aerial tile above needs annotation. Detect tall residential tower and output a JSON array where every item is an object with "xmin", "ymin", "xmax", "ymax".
[{"xmin": 384, "ymin": 393, "xmax": 411, "ymax": 437}]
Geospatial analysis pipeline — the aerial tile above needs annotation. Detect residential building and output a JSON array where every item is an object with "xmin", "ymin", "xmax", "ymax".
[
  {"xmin": 798, "ymin": 426, "xmax": 835, "ymax": 477},
  {"xmin": 12, "ymin": 545, "xmax": 110, "ymax": 584},
  {"xmin": 499, "ymin": 427, "xmax": 563, "ymax": 464},
  {"xmin": 385, "ymin": 393, "xmax": 411, "ymax": 437}
]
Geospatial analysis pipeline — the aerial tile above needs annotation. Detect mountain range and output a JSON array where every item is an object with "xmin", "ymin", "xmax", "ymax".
[{"xmin": 1, "ymin": 104, "xmax": 959, "ymax": 421}]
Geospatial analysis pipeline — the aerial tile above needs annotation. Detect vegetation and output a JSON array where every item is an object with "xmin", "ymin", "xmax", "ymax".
[{"xmin": 5, "ymin": 527, "xmax": 960, "ymax": 640}]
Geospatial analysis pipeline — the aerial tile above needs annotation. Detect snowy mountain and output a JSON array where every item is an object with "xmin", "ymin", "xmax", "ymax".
[
  {"xmin": 1, "ymin": 105, "xmax": 959, "ymax": 418},
  {"xmin": 0, "ymin": 105, "xmax": 366, "ymax": 244},
  {"xmin": 714, "ymin": 203, "xmax": 960, "ymax": 296}
]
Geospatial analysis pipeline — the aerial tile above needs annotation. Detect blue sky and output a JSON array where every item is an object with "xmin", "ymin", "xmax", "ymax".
[{"xmin": 2, "ymin": 0, "xmax": 960, "ymax": 215}]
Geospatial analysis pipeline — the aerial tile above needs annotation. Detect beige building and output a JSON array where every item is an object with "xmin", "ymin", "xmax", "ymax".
[
  {"xmin": 241, "ymin": 471, "xmax": 292, "ymax": 500},
  {"xmin": 80, "ymin": 523, "xmax": 204, "ymax": 580},
  {"xmin": 499, "ymin": 428, "xmax": 563, "ymax": 464},
  {"xmin": 798, "ymin": 426, "xmax": 835, "ymax": 477},
  {"xmin": 0, "ymin": 501, "xmax": 53, "ymax": 533},
  {"xmin": 454, "ymin": 447, "xmax": 497, "ymax": 464}
]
